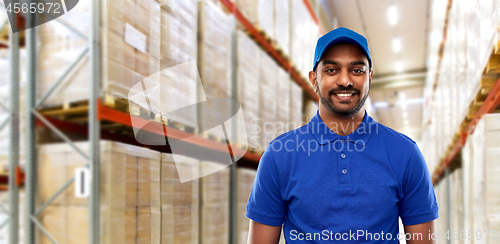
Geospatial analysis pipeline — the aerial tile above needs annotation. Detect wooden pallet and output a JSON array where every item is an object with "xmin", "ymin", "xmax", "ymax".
[
  {"xmin": 38, "ymin": 95, "xmax": 198, "ymax": 136},
  {"xmin": 162, "ymin": 118, "xmax": 198, "ymax": 134},
  {"xmin": 200, "ymin": 131, "xmax": 227, "ymax": 144},
  {"xmin": 254, "ymin": 25, "xmax": 273, "ymax": 43},
  {"xmin": 485, "ymin": 41, "xmax": 500, "ymax": 73},
  {"xmin": 495, "ymin": 39, "xmax": 500, "ymax": 55},
  {"xmin": 201, "ymin": 131, "xmax": 237, "ymax": 145},
  {"xmin": 39, "ymin": 100, "xmax": 90, "ymax": 122},
  {"xmin": 0, "ymin": 22, "xmax": 25, "ymax": 48},
  {"xmin": 103, "ymin": 94, "xmax": 162, "ymax": 123}
]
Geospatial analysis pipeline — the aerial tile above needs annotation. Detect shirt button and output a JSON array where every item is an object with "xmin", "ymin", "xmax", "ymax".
[
  {"xmin": 341, "ymin": 153, "xmax": 346, "ymax": 159},
  {"xmin": 342, "ymin": 169, "xmax": 347, "ymax": 174}
]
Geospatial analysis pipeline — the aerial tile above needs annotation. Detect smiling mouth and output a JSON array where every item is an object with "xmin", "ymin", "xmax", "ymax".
[
  {"xmin": 333, "ymin": 92, "xmax": 357, "ymax": 97},
  {"xmin": 336, "ymin": 93, "xmax": 354, "ymax": 97}
]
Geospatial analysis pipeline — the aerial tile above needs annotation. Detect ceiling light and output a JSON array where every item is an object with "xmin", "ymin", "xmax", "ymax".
[
  {"xmin": 403, "ymin": 112, "xmax": 408, "ymax": 118},
  {"xmin": 404, "ymin": 120, "xmax": 409, "ymax": 125},
  {"xmin": 392, "ymin": 38, "xmax": 401, "ymax": 53},
  {"xmin": 388, "ymin": 6, "xmax": 398, "ymax": 26},
  {"xmin": 396, "ymin": 61, "xmax": 403, "ymax": 73},
  {"xmin": 401, "ymin": 103, "xmax": 407, "ymax": 110},
  {"xmin": 399, "ymin": 92, "xmax": 406, "ymax": 100}
]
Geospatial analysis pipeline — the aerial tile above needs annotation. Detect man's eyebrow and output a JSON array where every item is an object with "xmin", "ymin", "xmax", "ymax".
[
  {"xmin": 350, "ymin": 61, "xmax": 367, "ymax": 66},
  {"xmin": 322, "ymin": 60, "xmax": 338, "ymax": 66}
]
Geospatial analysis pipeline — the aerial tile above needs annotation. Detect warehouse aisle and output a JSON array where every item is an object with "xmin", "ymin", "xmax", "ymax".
[{"xmin": 0, "ymin": 0, "xmax": 499, "ymax": 243}]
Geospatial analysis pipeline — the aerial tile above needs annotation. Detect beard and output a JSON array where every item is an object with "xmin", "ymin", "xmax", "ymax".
[{"xmin": 317, "ymin": 82, "xmax": 369, "ymax": 117}]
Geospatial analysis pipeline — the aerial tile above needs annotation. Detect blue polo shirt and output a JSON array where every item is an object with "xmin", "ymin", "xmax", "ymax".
[{"xmin": 246, "ymin": 110, "xmax": 438, "ymax": 243}]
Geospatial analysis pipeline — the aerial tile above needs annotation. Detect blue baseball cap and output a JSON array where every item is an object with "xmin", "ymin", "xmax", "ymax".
[{"xmin": 313, "ymin": 27, "xmax": 372, "ymax": 71}]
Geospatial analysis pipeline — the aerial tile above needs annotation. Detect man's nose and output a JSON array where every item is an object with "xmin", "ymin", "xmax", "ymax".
[{"xmin": 336, "ymin": 69, "xmax": 352, "ymax": 87}]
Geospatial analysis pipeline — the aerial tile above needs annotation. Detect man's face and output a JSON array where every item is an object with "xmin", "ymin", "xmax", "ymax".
[{"xmin": 310, "ymin": 43, "xmax": 373, "ymax": 117}]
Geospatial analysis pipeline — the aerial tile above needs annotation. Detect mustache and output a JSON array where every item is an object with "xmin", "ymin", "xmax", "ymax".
[{"xmin": 328, "ymin": 87, "xmax": 360, "ymax": 96}]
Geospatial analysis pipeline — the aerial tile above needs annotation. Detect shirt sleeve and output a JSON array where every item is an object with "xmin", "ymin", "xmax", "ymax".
[
  {"xmin": 398, "ymin": 143, "xmax": 439, "ymax": 226},
  {"xmin": 246, "ymin": 149, "xmax": 287, "ymax": 226}
]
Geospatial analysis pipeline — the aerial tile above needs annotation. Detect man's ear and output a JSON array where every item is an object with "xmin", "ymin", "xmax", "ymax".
[
  {"xmin": 368, "ymin": 70, "xmax": 373, "ymax": 85},
  {"xmin": 309, "ymin": 70, "xmax": 318, "ymax": 93}
]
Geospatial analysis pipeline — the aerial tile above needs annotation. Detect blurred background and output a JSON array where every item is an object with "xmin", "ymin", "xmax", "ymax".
[{"xmin": 0, "ymin": 0, "xmax": 499, "ymax": 243}]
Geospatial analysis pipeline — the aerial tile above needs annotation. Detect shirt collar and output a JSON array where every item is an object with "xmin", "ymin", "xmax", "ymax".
[{"xmin": 308, "ymin": 110, "xmax": 376, "ymax": 146}]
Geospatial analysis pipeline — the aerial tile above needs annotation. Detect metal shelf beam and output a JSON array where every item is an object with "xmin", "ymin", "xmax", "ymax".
[
  {"xmin": 36, "ymin": 101, "xmax": 262, "ymax": 164},
  {"xmin": 24, "ymin": 3, "xmax": 37, "ymax": 243},
  {"xmin": 89, "ymin": 0, "xmax": 101, "ymax": 242},
  {"xmin": 8, "ymin": 10, "xmax": 20, "ymax": 244}
]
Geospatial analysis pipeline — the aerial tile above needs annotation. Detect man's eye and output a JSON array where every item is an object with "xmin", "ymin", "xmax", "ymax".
[
  {"xmin": 326, "ymin": 68, "xmax": 336, "ymax": 73},
  {"xmin": 352, "ymin": 69, "xmax": 364, "ymax": 74}
]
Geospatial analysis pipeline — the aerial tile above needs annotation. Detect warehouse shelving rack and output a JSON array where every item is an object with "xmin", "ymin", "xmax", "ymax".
[
  {"xmin": 0, "ymin": 11, "xmax": 22, "ymax": 244},
  {"xmin": 11, "ymin": 0, "xmax": 325, "ymax": 243},
  {"xmin": 428, "ymin": 45, "xmax": 500, "ymax": 244},
  {"xmin": 425, "ymin": 0, "xmax": 500, "ymax": 185},
  {"xmin": 21, "ymin": 0, "xmax": 100, "ymax": 242},
  {"xmin": 420, "ymin": 1, "xmax": 500, "ymax": 238}
]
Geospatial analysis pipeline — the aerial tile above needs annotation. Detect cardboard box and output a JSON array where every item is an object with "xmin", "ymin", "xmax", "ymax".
[{"xmin": 38, "ymin": 141, "xmax": 161, "ymax": 243}]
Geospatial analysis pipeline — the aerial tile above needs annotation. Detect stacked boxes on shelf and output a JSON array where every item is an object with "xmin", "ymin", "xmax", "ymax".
[
  {"xmin": 36, "ymin": 0, "xmax": 90, "ymax": 107},
  {"xmin": 36, "ymin": 0, "xmax": 199, "ymax": 122},
  {"xmin": 161, "ymin": 154, "xmax": 199, "ymax": 244},
  {"xmin": 290, "ymin": 0, "xmax": 318, "ymax": 79},
  {"xmin": 200, "ymin": 162, "xmax": 230, "ymax": 244},
  {"xmin": 102, "ymin": 0, "xmax": 163, "ymax": 115},
  {"xmin": 461, "ymin": 135, "xmax": 473, "ymax": 237},
  {"xmin": 160, "ymin": 0, "xmax": 197, "ymax": 68},
  {"xmin": 159, "ymin": 0, "xmax": 199, "ymax": 129},
  {"xmin": 274, "ymin": 0, "xmax": 290, "ymax": 57},
  {"xmin": 259, "ymin": 52, "xmax": 278, "ymax": 151},
  {"xmin": 462, "ymin": 117, "xmax": 488, "ymax": 237},
  {"xmin": 198, "ymin": 0, "xmax": 233, "ymax": 140},
  {"xmin": 484, "ymin": 115, "xmax": 500, "ymax": 232},
  {"xmin": 461, "ymin": 114, "xmax": 500, "ymax": 238},
  {"xmin": 236, "ymin": 0, "xmax": 275, "ymax": 40},
  {"xmin": 290, "ymin": 81, "xmax": 304, "ymax": 130},
  {"xmin": 38, "ymin": 141, "xmax": 161, "ymax": 244},
  {"xmin": 448, "ymin": 169, "xmax": 462, "ymax": 236},
  {"xmin": 275, "ymin": 68, "xmax": 291, "ymax": 137},
  {"xmin": 482, "ymin": 114, "xmax": 500, "ymax": 232},
  {"xmin": 236, "ymin": 168, "xmax": 256, "ymax": 244},
  {"xmin": 434, "ymin": 182, "xmax": 447, "ymax": 244},
  {"xmin": 236, "ymin": 30, "xmax": 261, "ymax": 150},
  {"xmin": 482, "ymin": 142, "xmax": 500, "ymax": 226}
]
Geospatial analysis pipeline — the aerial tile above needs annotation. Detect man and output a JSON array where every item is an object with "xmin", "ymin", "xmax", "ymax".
[{"xmin": 246, "ymin": 27, "xmax": 439, "ymax": 243}]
